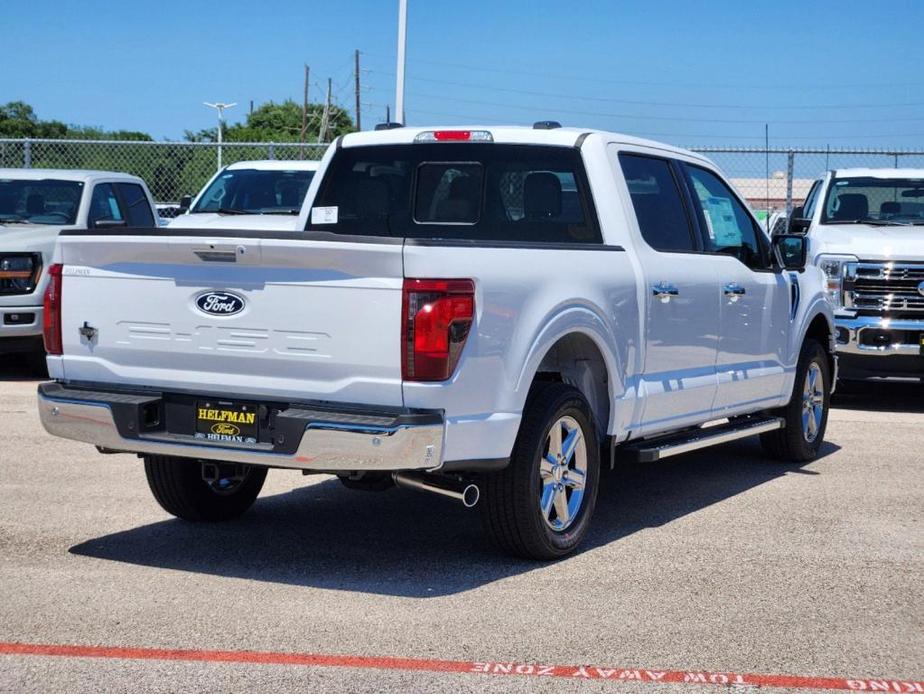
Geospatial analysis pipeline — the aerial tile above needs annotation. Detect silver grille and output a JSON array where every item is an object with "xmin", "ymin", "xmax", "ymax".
[{"xmin": 846, "ymin": 262, "xmax": 924, "ymax": 316}]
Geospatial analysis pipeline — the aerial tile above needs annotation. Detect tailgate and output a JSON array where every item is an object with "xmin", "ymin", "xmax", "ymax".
[{"xmin": 56, "ymin": 233, "xmax": 404, "ymax": 406}]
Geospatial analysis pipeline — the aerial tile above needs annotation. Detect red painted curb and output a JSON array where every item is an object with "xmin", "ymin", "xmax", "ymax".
[{"xmin": 0, "ymin": 641, "xmax": 921, "ymax": 691}]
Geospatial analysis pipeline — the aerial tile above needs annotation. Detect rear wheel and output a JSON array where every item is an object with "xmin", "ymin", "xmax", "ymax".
[
  {"xmin": 480, "ymin": 383, "xmax": 600, "ymax": 560},
  {"xmin": 761, "ymin": 339, "xmax": 831, "ymax": 462},
  {"xmin": 143, "ymin": 456, "xmax": 267, "ymax": 521}
]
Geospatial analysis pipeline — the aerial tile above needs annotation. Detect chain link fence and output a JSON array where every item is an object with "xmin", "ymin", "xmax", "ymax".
[
  {"xmin": 0, "ymin": 139, "xmax": 328, "ymax": 205},
  {"xmin": 2, "ymin": 138, "xmax": 923, "ymax": 214}
]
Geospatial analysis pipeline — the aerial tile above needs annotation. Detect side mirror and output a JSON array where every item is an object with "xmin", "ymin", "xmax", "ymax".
[
  {"xmin": 179, "ymin": 194, "xmax": 193, "ymax": 212},
  {"xmin": 772, "ymin": 234, "xmax": 807, "ymax": 272},
  {"xmin": 787, "ymin": 206, "xmax": 811, "ymax": 234}
]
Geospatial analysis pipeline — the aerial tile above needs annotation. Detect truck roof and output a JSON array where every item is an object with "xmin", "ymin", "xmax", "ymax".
[
  {"xmin": 224, "ymin": 160, "xmax": 320, "ymax": 172},
  {"xmin": 832, "ymin": 167, "xmax": 924, "ymax": 179},
  {"xmin": 0, "ymin": 168, "xmax": 146, "ymax": 184},
  {"xmin": 340, "ymin": 125, "xmax": 713, "ymax": 164}
]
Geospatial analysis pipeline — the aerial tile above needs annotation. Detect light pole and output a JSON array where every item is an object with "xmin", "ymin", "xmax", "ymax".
[
  {"xmin": 395, "ymin": 0, "xmax": 407, "ymax": 125},
  {"xmin": 203, "ymin": 101, "xmax": 236, "ymax": 170}
]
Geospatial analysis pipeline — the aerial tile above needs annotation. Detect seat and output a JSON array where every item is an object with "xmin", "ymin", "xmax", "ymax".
[
  {"xmin": 25, "ymin": 193, "xmax": 45, "ymax": 216},
  {"xmin": 831, "ymin": 193, "xmax": 868, "ymax": 221},
  {"xmin": 523, "ymin": 172, "xmax": 562, "ymax": 220},
  {"xmin": 880, "ymin": 201, "xmax": 901, "ymax": 217},
  {"xmin": 435, "ymin": 175, "xmax": 479, "ymax": 222}
]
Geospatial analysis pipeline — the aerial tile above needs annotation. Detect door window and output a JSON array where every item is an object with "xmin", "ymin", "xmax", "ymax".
[
  {"xmin": 618, "ymin": 153, "xmax": 696, "ymax": 252},
  {"xmin": 802, "ymin": 179, "xmax": 822, "ymax": 220},
  {"xmin": 115, "ymin": 183, "xmax": 155, "ymax": 227},
  {"xmin": 684, "ymin": 165, "xmax": 767, "ymax": 269},
  {"xmin": 87, "ymin": 184, "xmax": 124, "ymax": 227}
]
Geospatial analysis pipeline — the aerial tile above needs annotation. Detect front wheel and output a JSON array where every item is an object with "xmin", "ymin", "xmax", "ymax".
[
  {"xmin": 480, "ymin": 383, "xmax": 600, "ymax": 560},
  {"xmin": 761, "ymin": 339, "xmax": 831, "ymax": 462},
  {"xmin": 143, "ymin": 455, "xmax": 267, "ymax": 521}
]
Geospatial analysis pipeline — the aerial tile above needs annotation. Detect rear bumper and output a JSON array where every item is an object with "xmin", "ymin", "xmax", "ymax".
[
  {"xmin": 37, "ymin": 382, "xmax": 445, "ymax": 472},
  {"xmin": 835, "ymin": 315, "xmax": 924, "ymax": 379}
]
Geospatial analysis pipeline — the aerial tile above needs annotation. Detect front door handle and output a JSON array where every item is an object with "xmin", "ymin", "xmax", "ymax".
[
  {"xmin": 652, "ymin": 282, "xmax": 680, "ymax": 303},
  {"xmin": 723, "ymin": 282, "xmax": 746, "ymax": 302}
]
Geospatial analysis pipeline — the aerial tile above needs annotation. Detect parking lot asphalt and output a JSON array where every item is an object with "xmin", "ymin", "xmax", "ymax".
[{"xmin": 0, "ymin": 357, "xmax": 921, "ymax": 693}]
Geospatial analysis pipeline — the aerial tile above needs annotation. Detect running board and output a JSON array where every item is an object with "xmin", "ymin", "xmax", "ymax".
[{"xmin": 623, "ymin": 416, "xmax": 784, "ymax": 463}]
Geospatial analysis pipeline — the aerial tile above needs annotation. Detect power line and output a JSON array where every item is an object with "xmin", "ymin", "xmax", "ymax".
[
  {"xmin": 361, "ymin": 52, "xmax": 924, "ymax": 91},
  {"xmin": 365, "ymin": 68, "xmax": 924, "ymax": 112},
  {"xmin": 365, "ymin": 85, "xmax": 924, "ymax": 125}
]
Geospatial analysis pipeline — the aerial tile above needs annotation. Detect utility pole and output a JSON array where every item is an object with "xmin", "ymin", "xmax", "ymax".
[
  {"xmin": 354, "ymin": 50, "xmax": 362, "ymax": 131},
  {"xmin": 395, "ymin": 0, "xmax": 407, "ymax": 124},
  {"xmin": 318, "ymin": 78, "xmax": 332, "ymax": 143},
  {"xmin": 203, "ymin": 102, "xmax": 236, "ymax": 171},
  {"xmin": 300, "ymin": 64, "xmax": 310, "ymax": 158}
]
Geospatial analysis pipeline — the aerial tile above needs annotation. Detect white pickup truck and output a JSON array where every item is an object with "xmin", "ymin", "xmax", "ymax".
[
  {"xmin": 0, "ymin": 169, "xmax": 158, "ymax": 368},
  {"xmin": 169, "ymin": 159, "xmax": 319, "ymax": 231},
  {"xmin": 37, "ymin": 125, "xmax": 835, "ymax": 559},
  {"xmin": 790, "ymin": 168, "xmax": 924, "ymax": 380}
]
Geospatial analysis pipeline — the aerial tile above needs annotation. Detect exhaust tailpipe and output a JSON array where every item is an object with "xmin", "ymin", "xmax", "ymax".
[{"xmin": 392, "ymin": 471, "xmax": 480, "ymax": 508}]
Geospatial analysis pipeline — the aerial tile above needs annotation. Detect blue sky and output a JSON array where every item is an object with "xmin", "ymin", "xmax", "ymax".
[{"xmin": 4, "ymin": 0, "xmax": 924, "ymax": 148}]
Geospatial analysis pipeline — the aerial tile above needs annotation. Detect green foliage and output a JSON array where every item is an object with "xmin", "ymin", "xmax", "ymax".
[
  {"xmin": 185, "ymin": 100, "xmax": 355, "ymax": 143},
  {"xmin": 0, "ymin": 101, "xmax": 152, "ymax": 140}
]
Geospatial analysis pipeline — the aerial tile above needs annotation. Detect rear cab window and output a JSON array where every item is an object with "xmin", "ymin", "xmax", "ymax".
[{"xmin": 307, "ymin": 144, "xmax": 601, "ymax": 244}]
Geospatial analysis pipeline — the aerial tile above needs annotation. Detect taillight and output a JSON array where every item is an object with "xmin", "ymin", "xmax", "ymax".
[
  {"xmin": 42, "ymin": 263, "xmax": 63, "ymax": 355},
  {"xmin": 402, "ymin": 278, "xmax": 475, "ymax": 381}
]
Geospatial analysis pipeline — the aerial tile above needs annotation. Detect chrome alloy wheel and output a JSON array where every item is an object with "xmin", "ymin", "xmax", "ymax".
[
  {"xmin": 538, "ymin": 415, "xmax": 588, "ymax": 531},
  {"xmin": 801, "ymin": 362, "xmax": 825, "ymax": 443}
]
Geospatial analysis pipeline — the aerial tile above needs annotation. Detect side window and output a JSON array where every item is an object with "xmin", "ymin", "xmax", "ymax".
[
  {"xmin": 115, "ymin": 183, "xmax": 156, "ymax": 227},
  {"xmin": 684, "ymin": 165, "xmax": 767, "ymax": 269},
  {"xmin": 618, "ymin": 153, "xmax": 696, "ymax": 252},
  {"xmin": 802, "ymin": 179, "xmax": 822, "ymax": 220},
  {"xmin": 87, "ymin": 184, "xmax": 124, "ymax": 228}
]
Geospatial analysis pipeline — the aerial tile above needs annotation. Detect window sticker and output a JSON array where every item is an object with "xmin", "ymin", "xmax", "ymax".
[
  {"xmin": 702, "ymin": 196, "xmax": 741, "ymax": 246},
  {"xmin": 311, "ymin": 206, "xmax": 339, "ymax": 224}
]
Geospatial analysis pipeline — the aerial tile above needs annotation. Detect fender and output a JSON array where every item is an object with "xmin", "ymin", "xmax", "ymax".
[{"xmin": 512, "ymin": 302, "xmax": 630, "ymax": 437}]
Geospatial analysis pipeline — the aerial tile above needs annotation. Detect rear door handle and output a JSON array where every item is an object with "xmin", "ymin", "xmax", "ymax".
[
  {"xmin": 652, "ymin": 282, "xmax": 679, "ymax": 303},
  {"xmin": 723, "ymin": 282, "xmax": 746, "ymax": 301}
]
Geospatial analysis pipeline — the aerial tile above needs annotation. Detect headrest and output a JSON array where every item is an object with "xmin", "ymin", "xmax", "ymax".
[
  {"xmin": 880, "ymin": 201, "xmax": 901, "ymax": 215},
  {"xmin": 26, "ymin": 193, "xmax": 45, "ymax": 215},
  {"xmin": 524, "ymin": 172, "xmax": 562, "ymax": 220},
  {"xmin": 832, "ymin": 193, "xmax": 868, "ymax": 221}
]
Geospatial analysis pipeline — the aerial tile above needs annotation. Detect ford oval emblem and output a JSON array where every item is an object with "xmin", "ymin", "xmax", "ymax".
[
  {"xmin": 195, "ymin": 291, "xmax": 245, "ymax": 316},
  {"xmin": 918, "ymin": 280, "xmax": 924, "ymax": 298}
]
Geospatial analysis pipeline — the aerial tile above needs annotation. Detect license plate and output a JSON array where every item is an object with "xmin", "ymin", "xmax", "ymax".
[{"xmin": 195, "ymin": 400, "xmax": 259, "ymax": 444}]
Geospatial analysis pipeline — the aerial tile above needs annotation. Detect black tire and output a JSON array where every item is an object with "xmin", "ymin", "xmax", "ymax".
[
  {"xmin": 143, "ymin": 455, "xmax": 267, "ymax": 522},
  {"xmin": 480, "ymin": 383, "xmax": 600, "ymax": 560},
  {"xmin": 760, "ymin": 339, "xmax": 831, "ymax": 462}
]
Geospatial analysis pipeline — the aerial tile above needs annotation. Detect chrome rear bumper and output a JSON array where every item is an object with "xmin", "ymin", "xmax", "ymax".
[{"xmin": 37, "ymin": 383, "xmax": 443, "ymax": 472}]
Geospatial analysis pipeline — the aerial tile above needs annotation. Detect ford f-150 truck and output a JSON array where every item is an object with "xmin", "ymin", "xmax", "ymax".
[
  {"xmin": 0, "ymin": 169, "xmax": 158, "ymax": 368},
  {"xmin": 789, "ymin": 168, "xmax": 924, "ymax": 380},
  {"xmin": 37, "ymin": 125, "xmax": 835, "ymax": 559}
]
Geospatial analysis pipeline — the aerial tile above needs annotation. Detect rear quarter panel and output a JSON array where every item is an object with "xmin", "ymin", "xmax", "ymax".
[{"xmin": 402, "ymin": 243, "xmax": 640, "ymax": 462}]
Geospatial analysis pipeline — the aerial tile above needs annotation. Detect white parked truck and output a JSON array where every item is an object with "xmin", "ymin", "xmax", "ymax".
[
  {"xmin": 790, "ymin": 168, "xmax": 924, "ymax": 380},
  {"xmin": 170, "ymin": 159, "xmax": 320, "ymax": 231},
  {"xmin": 37, "ymin": 125, "xmax": 835, "ymax": 559},
  {"xmin": 0, "ymin": 169, "xmax": 158, "ymax": 367}
]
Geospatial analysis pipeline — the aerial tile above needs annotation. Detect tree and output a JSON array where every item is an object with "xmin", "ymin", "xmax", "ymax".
[
  {"xmin": 184, "ymin": 100, "xmax": 355, "ymax": 144},
  {"xmin": 0, "ymin": 101, "xmax": 152, "ymax": 140},
  {"xmin": 0, "ymin": 101, "xmax": 67, "ymax": 138}
]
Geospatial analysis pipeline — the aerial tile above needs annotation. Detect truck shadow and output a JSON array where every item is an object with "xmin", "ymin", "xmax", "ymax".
[
  {"xmin": 0, "ymin": 354, "xmax": 46, "ymax": 382},
  {"xmin": 69, "ymin": 438, "xmax": 838, "ymax": 598},
  {"xmin": 833, "ymin": 380, "xmax": 924, "ymax": 414}
]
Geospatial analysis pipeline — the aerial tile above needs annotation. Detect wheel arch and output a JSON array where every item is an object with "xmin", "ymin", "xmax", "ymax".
[{"xmin": 514, "ymin": 309, "xmax": 623, "ymax": 441}]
